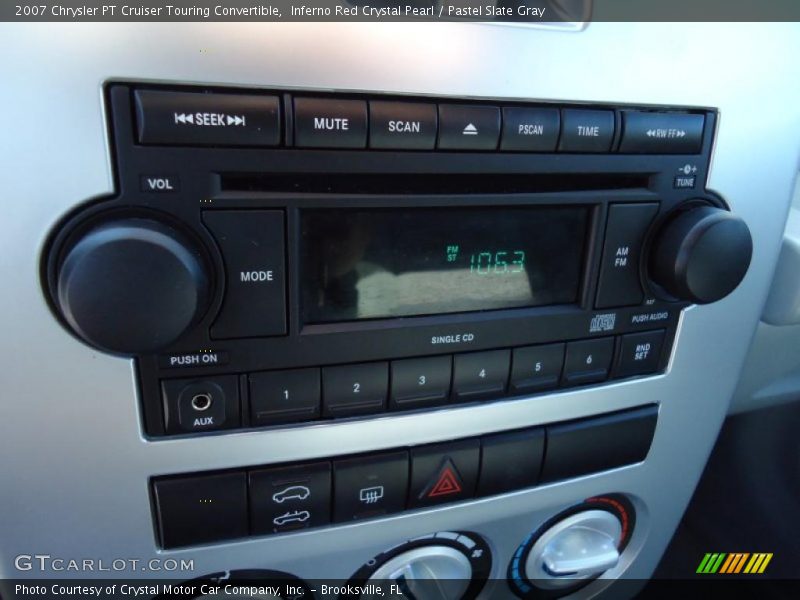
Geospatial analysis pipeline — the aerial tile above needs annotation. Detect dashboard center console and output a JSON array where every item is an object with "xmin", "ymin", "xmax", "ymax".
[{"xmin": 37, "ymin": 80, "xmax": 755, "ymax": 595}]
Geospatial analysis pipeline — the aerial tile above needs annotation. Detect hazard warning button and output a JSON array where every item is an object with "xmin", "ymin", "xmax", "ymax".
[{"xmin": 409, "ymin": 440, "xmax": 479, "ymax": 508}]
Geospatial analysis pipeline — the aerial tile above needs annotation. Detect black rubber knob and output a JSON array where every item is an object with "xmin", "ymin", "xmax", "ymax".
[
  {"xmin": 650, "ymin": 205, "xmax": 752, "ymax": 304},
  {"xmin": 56, "ymin": 218, "xmax": 209, "ymax": 354}
]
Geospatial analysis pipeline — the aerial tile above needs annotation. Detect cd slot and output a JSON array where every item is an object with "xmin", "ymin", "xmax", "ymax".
[{"xmin": 219, "ymin": 172, "xmax": 650, "ymax": 195}]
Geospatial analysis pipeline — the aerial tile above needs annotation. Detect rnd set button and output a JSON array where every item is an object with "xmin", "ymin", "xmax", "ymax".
[{"xmin": 203, "ymin": 210, "xmax": 286, "ymax": 338}]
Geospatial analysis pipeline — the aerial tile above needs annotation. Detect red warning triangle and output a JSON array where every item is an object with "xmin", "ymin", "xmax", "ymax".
[{"xmin": 425, "ymin": 461, "xmax": 463, "ymax": 498}]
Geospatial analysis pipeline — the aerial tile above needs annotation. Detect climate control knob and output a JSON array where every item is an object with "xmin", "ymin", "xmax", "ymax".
[
  {"xmin": 509, "ymin": 496, "xmax": 635, "ymax": 598},
  {"xmin": 54, "ymin": 217, "xmax": 210, "ymax": 355},
  {"xmin": 649, "ymin": 204, "xmax": 752, "ymax": 304},
  {"xmin": 346, "ymin": 532, "xmax": 492, "ymax": 600}
]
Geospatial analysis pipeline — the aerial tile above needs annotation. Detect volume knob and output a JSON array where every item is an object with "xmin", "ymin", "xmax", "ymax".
[
  {"xmin": 649, "ymin": 204, "xmax": 752, "ymax": 304},
  {"xmin": 55, "ymin": 217, "xmax": 210, "ymax": 355}
]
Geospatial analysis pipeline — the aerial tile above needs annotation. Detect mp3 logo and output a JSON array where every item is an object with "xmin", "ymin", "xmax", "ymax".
[{"xmin": 590, "ymin": 313, "xmax": 616, "ymax": 333}]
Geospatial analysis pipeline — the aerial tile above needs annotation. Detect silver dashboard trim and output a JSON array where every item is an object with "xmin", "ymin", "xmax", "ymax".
[{"xmin": 1, "ymin": 21, "xmax": 799, "ymax": 597}]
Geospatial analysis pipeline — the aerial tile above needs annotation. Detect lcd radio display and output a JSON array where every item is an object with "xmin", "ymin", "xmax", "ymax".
[{"xmin": 301, "ymin": 206, "xmax": 590, "ymax": 323}]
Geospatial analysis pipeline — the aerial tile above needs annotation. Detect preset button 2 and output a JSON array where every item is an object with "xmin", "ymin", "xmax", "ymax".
[
  {"xmin": 249, "ymin": 368, "xmax": 321, "ymax": 425},
  {"xmin": 322, "ymin": 362, "xmax": 388, "ymax": 417}
]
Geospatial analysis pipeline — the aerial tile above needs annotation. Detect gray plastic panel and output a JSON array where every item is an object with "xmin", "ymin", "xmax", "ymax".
[{"xmin": 1, "ymin": 21, "xmax": 800, "ymax": 597}]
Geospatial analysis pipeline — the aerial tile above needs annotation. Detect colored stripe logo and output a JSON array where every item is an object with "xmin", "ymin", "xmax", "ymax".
[{"xmin": 696, "ymin": 552, "xmax": 773, "ymax": 574}]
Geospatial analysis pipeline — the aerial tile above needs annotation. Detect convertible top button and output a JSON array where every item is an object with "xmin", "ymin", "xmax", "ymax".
[{"xmin": 249, "ymin": 462, "xmax": 331, "ymax": 534}]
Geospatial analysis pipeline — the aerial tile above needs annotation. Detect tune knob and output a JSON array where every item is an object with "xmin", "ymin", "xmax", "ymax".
[
  {"xmin": 54, "ymin": 217, "xmax": 210, "ymax": 355},
  {"xmin": 649, "ymin": 204, "xmax": 752, "ymax": 304}
]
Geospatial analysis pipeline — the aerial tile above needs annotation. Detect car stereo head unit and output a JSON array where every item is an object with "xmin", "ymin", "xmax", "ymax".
[{"xmin": 43, "ymin": 84, "xmax": 753, "ymax": 438}]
